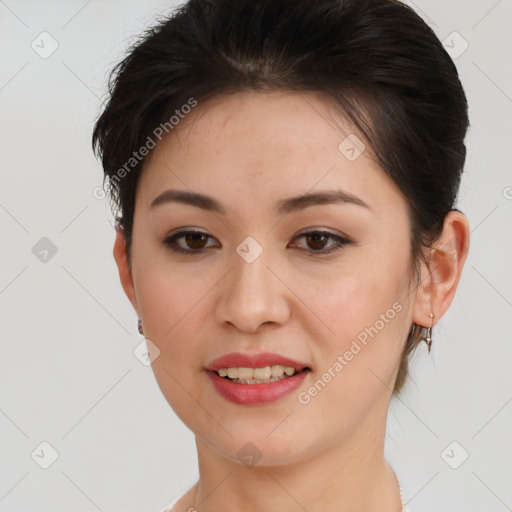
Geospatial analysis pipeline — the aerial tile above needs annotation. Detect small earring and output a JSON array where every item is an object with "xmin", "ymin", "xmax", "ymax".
[
  {"xmin": 422, "ymin": 313, "xmax": 434, "ymax": 353},
  {"xmin": 137, "ymin": 318, "xmax": 144, "ymax": 335}
]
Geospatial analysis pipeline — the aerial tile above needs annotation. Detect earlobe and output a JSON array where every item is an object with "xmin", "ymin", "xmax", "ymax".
[
  {"xmin": 113, "ymin": 224, "xmax": 139, "ymax": 315},
  {"xmin": 412, "ymin": 210, "xmax": 470, "ymax": 328}
]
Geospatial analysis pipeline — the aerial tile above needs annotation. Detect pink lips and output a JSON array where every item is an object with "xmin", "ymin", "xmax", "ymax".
[
  {"xmin": 205, "ymin": 352, "xmax": 310, "ymax": 372},
  {"xmin": 205, "ymin": 352, "xmax": 311, "ymax": 405}
]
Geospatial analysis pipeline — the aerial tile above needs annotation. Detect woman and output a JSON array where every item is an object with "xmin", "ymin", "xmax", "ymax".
[{"xmin": 92, "ymin": 0, "xmax": 470, "ymax": 510}]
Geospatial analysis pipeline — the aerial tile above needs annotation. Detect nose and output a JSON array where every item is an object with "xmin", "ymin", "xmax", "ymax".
[{"xmin": 215, "ymin": 243, "xmax": 290, "ymax": 333}]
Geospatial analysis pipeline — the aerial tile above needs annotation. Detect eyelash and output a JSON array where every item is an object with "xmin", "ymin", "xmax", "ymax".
[{"xmin": 163, "ymin": 229, "xmax": 354, "ymax": 256}]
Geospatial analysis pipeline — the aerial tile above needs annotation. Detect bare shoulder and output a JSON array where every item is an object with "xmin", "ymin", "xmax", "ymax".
[
  {"xmin": 157, "ymin": 501, "xmax": 176, "ymax": 512},
  {"xmin": 160, "ymin": 482, "xmax": 197, "ymax": 512}
]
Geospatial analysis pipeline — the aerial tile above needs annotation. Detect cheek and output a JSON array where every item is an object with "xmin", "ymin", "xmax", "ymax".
[
  {"xmin": 304, "ymin": 257, "xmax": 408, "ymax": 345},
  {"xmin": 298, "ymin": 272, "xmax": 409, "ymax": 434},
  {"xmin": 133, "ymin": 251, "xmax": 209, "ymax": 366},
  {"xmin": 300, "ymin": 247, "xmax": 411, "ymax": 401},
  {"xmin": 133, "ymin": 257, "xmax": 210, "ymax": 421}
]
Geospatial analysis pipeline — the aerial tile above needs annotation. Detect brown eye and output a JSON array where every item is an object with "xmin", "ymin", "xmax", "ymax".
[
  {"xmin": 291, "ymin": 230, "xmax": 353, "ymax": 255},
  {"xmin": 305, "ymin": 232, "xmax": 329, "ymax": 251},
  {"xmin": 182, "ymin": 232, "xmax": 209, "ymax": 250},
  {"xmin": 163, "ymin": 230, "xmax": 217, "ymax": 255}
]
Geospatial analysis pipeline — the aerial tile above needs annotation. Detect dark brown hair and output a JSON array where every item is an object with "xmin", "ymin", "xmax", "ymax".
[{"xmin": 92, "ymin": 0, "xmax": 469, "ymax": 394}]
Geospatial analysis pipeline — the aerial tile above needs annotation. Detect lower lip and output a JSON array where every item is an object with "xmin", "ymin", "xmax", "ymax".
[{"xmin": 207, "ymin": 369, "xmax": 310, "ymax": 405}]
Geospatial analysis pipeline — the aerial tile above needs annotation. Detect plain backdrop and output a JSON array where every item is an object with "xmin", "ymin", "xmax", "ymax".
[{"xmin": 0, "ymin": 1, "xmax": 511, "ymax": 511}]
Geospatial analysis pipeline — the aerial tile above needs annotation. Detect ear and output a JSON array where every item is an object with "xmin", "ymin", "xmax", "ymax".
[
  {"xmin": 113, "ymin": 223, "xmax": 139, "ymax": 316},
  {"xmin": 411, "ymin": 210, "xmax": 470, "ymax": 328}
]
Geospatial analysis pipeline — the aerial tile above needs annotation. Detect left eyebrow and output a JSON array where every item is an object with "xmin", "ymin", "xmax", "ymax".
[
  {"xmin": 149, "ymin": 188, "xmax": 372, "ymax": 214},
  {"xmin": 276, "ymin": 189, "xmax": 372, "ymax": 214}
]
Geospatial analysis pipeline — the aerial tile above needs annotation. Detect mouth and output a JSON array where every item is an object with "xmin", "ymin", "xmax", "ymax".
[
  {"xmin": 206, "ymin": 366, "xmax": 311, "ymax": 405},
  {"xmin": 205, "ymin": 352, "xmax": 311, "ymax": 403},
  {"xmin": 213, "ymin": 365, "xmax": 311, "ymax": 385}
]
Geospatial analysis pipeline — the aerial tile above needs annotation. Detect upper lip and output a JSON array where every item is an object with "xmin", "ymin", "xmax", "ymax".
[{"xmin": 205, "ymin": 352, "xmax": 311, "ymax": 372}]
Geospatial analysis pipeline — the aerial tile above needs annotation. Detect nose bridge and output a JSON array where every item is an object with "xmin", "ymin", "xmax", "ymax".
[
  {"xmin": 231, "ymin": 234, "xmax": 275, "ymax": 305},
  {"xmin": 216, "ymin": 234, "xmax": 289, "ymax": 331}
]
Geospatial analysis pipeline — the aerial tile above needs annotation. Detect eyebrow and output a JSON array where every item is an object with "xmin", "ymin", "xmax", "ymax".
[{"xmin": 149, "ymin": 188, "xmax": 371, "ymax": 215}]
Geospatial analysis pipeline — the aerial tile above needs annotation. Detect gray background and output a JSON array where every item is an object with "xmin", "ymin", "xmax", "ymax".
[{"xmin": 0, "ymin": 1, "xmax": 511, "ymax": 511}]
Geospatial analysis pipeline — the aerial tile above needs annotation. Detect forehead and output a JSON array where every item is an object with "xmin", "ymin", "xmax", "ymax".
[
  {"xmin": 136, "ymin": 90, "xmax": 405, "ymax": 216},
  {"xmin": 165, "ymin": 90, "xmax": 368, "ymax": 161}
]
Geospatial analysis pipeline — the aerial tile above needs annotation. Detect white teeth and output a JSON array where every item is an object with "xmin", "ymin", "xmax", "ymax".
[
  {"xmin": 227, "ymin": 368, "xmax": 238, "ymax": 379},
  {"xmin": 216, "ymin": 365, "xmax": 298, "ymax": 380},
  {"xmin": 231, "ymin": 374, "xmax": 290, "ymax": 385},
  {"xmin": 253, "ymin": 366, "xmax": 272, "ymax": 379},
  {"xmin": 238, "ymin": 367, "xmax": 254, "ymax": 379}
]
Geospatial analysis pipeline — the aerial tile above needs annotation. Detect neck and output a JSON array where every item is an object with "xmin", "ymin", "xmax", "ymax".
[{"xmin": 183, "ymin": 405, "xmax": 402, "ymax": 512}]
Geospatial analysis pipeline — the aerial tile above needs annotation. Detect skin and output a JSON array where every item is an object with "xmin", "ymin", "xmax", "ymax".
[{"xmin": 113, "ymin": 91, "xmax": 470, "ymax": 512}]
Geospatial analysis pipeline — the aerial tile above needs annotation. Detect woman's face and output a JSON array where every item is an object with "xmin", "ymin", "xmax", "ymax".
[{"xmin": 117, "ymin": 91, "xmax": 421, "ymax": 465}]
